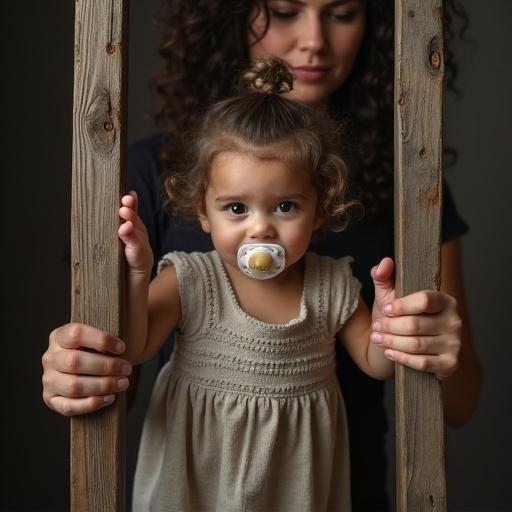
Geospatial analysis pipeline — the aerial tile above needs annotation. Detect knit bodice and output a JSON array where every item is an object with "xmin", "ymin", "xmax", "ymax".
[{"xmin": 158, "ymin": 251, "xmax": 361, "ymax": 399}]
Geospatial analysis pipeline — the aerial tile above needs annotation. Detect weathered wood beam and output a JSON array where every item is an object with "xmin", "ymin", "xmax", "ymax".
[
  {"xmin": 71, "ymin": 1, "xmax": 129, "ymax": 510},
  {"xmin": 394, "ymin": 0, "xmax": 447, "ymax": 510}
]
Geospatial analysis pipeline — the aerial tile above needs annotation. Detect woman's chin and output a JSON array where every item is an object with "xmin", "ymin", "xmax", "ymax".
[{"xmin": 285, "ymin": 86, "xmax": 330, "ymax": 109}]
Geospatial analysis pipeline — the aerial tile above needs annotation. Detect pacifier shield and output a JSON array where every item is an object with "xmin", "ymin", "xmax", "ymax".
[{"xmin": 237, "ymin": 244, "xmax": 286, "ymax": 280}]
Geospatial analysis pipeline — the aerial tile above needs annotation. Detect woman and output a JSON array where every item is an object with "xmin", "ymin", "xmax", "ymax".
[{"xmin": 42, "ymin": 0, "xmax": 481, "ymax": 509}]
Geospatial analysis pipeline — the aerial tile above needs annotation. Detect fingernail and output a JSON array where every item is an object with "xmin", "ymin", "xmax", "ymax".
[
  {"xmin": 371, "ymin": 332, "xmax": 382, "ymax": 344},
  {"xmin": 384, "ymin": 304, "xmax": 393, "ymax": 315},
  {"xmin": 372, "ymin": 321, "xmax": 381, "ymax": 331},
  {"xmin": 114, "ymin": 341, "xmax": 125, "ymax": 354},
  {"xmin": 103, "ymin": 394, "xmax": 115, "ymax": 404},
  {"xmin": 384, "ymin": 349, "xmax": 395, "ymax": 360},
  {"xmin": 121, "ymin": 364, "xmax": 132, "ymax": 376},
  {"xmin": 117, "ymin": 378, "xmax": 129, "ymax": 391}
]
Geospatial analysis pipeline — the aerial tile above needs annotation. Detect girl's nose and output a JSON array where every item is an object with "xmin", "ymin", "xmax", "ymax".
[
  {"xmin": 298, "ymin": 14, "xmax": 325, "ymax": 54},
  {"xmin": 248, "ymin": 215, "xmax": 277, "ymax": 240}
]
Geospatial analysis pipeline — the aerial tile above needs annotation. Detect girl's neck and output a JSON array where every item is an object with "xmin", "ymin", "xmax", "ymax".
[{"xmin": 222, "ymin": 256, "xmax": 306, "ymax": 325}]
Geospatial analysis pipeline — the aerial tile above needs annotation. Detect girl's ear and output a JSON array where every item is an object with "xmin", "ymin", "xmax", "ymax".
[{"xmin": 197, "ymin": 207, "xmax": 211, "ymax": 233}]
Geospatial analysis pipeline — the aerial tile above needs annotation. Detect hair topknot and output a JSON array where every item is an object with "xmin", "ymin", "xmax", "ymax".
[{"xmin": 239, "ymin": 57, "xmax": 294, "ymax": 95}]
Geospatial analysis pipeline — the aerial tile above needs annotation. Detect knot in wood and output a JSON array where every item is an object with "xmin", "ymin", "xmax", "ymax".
[
  {"xmin": 430, "ymin": 52, "xmax": 441, "ymax": 70},
  {"xmin": 86, "ymin": 89, "xmax": 116, "ymax": 155}
]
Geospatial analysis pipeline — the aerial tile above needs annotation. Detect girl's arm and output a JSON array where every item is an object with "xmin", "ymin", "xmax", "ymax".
[
  {"xmin": 337, "ymin": 299, "xmax": 394, "ymax": 380},
  {"xmin": 337, "ymin": 258, "xmax": 395, "ymax": 380},
  {"xmin": 118, "ymin": 192, "xmax": 181, "ymax": 366}
]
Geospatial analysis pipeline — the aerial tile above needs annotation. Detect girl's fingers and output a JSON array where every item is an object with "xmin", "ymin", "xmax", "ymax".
[
  {"xmin": 385, "ymin": 290, "xmax": 456, "ymax": 316},
  {"xmin": 383, "ymin": 350, "xmax": 459, "ymax": 380},
  {"xmin": 118, "ymin": 220, "xmax": 134, "ymax": 239},
  {"xmin": 371, "ymin": 257, "xmax": 395, "ymax": 305},
  {"xmin": 119, "ymin": 206, "xmax": 146, "ymax": 235},
  {"xmin": 44, "ymin": 393, "xmax": 116, "ymax": 417},
  {"xmin": 49, "ymin": 323, "xmax": 125, "ymax": 354},
  {"xmin": 371, "ymin": 257, "xmax": 394, "ymax": 284},
  {"xmin": 128, "ymin": 190, "xmax": 138, "ymax": 211},
  {"xmin": 121, "ymin": 191, "xmax": 138, "ymax": 210}
]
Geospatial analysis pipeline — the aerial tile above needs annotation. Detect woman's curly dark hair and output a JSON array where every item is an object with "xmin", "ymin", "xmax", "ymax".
[{"xmin": 152, "ymin": 0, "xmax": 468, "ymax": 216}]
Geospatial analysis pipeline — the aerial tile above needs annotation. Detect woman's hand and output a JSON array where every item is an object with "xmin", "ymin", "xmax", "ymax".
[
  {"xmin": 371, "ymin": 257, "xmax": 461, "ymax": 380},
  {"xmin": 42, "ymin": 323, "xmax": 133, "ymax": 416}
]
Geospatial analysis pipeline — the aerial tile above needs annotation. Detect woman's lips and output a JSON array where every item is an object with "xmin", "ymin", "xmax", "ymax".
[{"xmin": 292, "ymin": 66, "xmax": 330, "ymax": 81}]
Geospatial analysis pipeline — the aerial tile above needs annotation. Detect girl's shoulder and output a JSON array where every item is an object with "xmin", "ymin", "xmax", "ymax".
[
  {"xmin": 157, "ymin": 251, "xmax": 219, "ymax": 333},
  {"xmin": 305, "ymin": 252, "xmax": 356, "ymax": 274},
  {"xmin": 157, "ymin": 250, "xmax": 217, "ymax": 275},
  {"xmin": 305, "ymin": 252, "xmax": 362, "ymax": 333}
]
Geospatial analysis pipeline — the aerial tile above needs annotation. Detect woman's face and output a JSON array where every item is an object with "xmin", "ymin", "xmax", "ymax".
[{"xmin": 248, "ymin": 0, "xmax": 366, "ymax": 107}]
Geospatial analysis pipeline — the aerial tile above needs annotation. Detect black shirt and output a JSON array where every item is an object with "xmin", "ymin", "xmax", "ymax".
[{"xmin": 127, "ymin": 134, "xmax": 468, "ymax": 511}]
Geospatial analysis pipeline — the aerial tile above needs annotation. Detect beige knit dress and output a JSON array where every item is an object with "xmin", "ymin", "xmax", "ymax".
[{"xmin": 132, "ymin": 251, "xmax": 361, "ymax": 512}]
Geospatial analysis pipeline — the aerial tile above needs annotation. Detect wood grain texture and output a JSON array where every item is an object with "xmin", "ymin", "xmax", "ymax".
[
  {"xmin": 70, "ymin": 1, "xmax": 129, "ymax": 510},
  {"xmin": 394, "ymin": 0, "xmax": 447, "ymax": 510}
]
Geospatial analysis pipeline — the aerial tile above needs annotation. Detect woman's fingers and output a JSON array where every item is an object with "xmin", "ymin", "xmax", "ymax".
[
  {"xmin": 374, "ymin": 312, "xmax": 461, "ymax": 337},
  {"xmin": 385, "ymin": 290, "xmax": 457, "ymax": 316},
  {"xmin": 43, "ymin": 370, "xmax": 130, "ymax": 398},
  {"xmin": 49, "ymin": 323, "xmax": 126, "ymax": 354},
  {"xmin": 44, "ymin": 393, "xmax": 116, "ymax": 417},
  {"xmin": 382, "ymin": 350, "xmax": 459, "ymax": 380},
  {"xmin": 371, "ymin": 332, "xmax": 449, "ymax": 355},
  {"xmin": 48, "ymin": 348, "xmax": 131, "ymax": 377},
  {"xmin": 43, "ymin": 323, "xmax": 132, "ymax": 416}
]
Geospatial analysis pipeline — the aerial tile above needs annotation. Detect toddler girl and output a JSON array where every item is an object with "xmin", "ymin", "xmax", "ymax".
[{"xmin": 119, "ymin": 58, "xmax": 415, "ymax": 511}]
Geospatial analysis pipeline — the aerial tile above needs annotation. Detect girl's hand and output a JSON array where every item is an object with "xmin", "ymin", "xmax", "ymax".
[
  {"xmin": 42, "ymin": 323, "xmax": 132, "ymax": 416},
  {"xmin": 118, "ymin": 191, "xmax": 153, "ymax": 274},
  {"xmin": 371, "ymin": 257, "xmax": 461, "ymax": 380}
]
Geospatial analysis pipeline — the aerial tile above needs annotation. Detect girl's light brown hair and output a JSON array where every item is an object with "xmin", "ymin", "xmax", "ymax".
[{"xmin": 164, "ymin": 57, "xmax": 360, "ymax": 233}]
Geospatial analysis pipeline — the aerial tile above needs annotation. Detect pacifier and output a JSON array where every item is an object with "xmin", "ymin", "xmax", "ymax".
[{"xmin": 237, "ymin": 243, "xmax": 286, "ymax": 280}]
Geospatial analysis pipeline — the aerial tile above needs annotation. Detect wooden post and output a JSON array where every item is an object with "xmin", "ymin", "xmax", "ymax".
[
  {"xmin": 394, "ymin": 0, "xmax": 446, "ymax": 510},
  {"xmin": 70, "ymin": 1, "xmax": 129, "ymax": 510}
]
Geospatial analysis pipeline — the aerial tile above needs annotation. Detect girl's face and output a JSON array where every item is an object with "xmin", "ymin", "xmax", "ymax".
[
  {"xmin": 248, "ymin": 0, "xmax": 366, "ymax": 107},
  {"xmin": 198, "ymin": 151, "xmax": 323, "ymax": 277}
]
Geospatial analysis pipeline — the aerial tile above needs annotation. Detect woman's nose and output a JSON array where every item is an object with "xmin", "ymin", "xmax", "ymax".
[{"xmin": 298, "ymin": 14, "xmax": 325, "ymax": 54}]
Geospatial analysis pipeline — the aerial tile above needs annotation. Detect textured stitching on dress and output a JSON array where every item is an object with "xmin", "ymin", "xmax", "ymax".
[
  {"xmin": 168, "ymin": 364, "xmax": 337, "ymax": 398},
  {"xmin": 175, "ymin": 347, "xmax": 335, "ymax": 374},
  {"xmin": 211, "ymin": 325, "xmax": 323, "ymax": 349},
  {"xmin": 316, "ymin": 255, "xmax": 327, "ymax": 330},
  {"xmin": 209, "ymin": 331, "xmax": 331, "ymax": 354},
  {"xmin": 197, "ymin": 253, "xmax": 217, "ymax": 333}
]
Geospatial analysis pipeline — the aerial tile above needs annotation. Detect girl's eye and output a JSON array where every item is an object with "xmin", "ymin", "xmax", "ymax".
[
  {"xmin": 226, "ymin": 203, "xmax": 247, "ymax": 216},
  {"xmin": 275, "ymin": 201, "xmax": 296, "ymax": 214}
]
